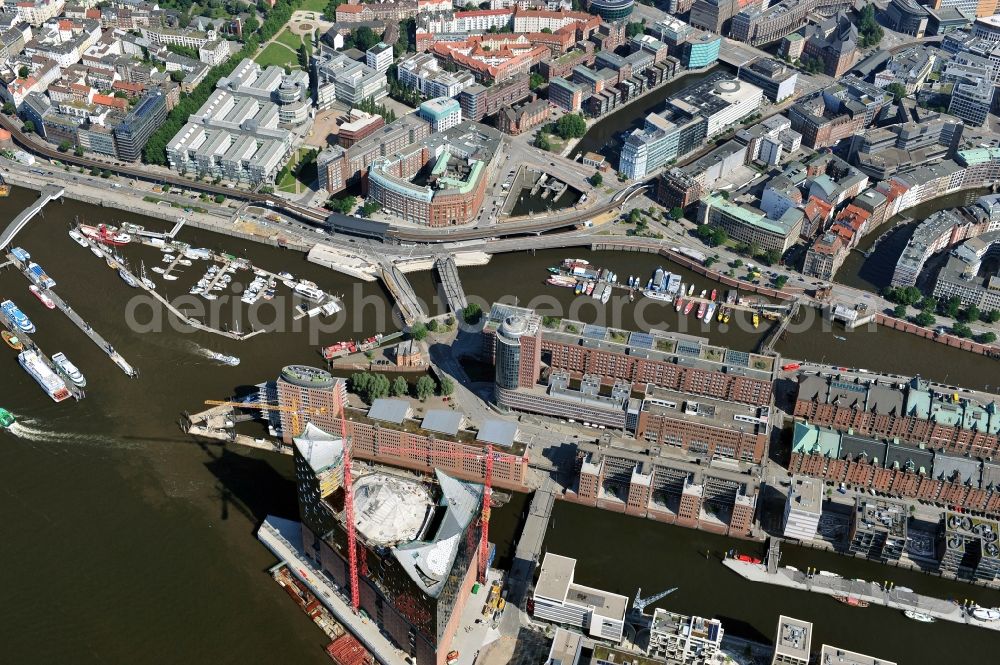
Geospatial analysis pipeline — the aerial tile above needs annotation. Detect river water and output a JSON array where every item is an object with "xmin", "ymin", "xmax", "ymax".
[{"xmin": 2, "ymin": 186, "xmax": 999, "ymax": 663}]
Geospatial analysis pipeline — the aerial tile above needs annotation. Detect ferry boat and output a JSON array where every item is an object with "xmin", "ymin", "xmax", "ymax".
[
  {"xmin": 18, "ymin": 350, "xmax": 71, "ymax": 402},
  {"xmin": 294, "ymin": 282, "xmax": 325, "ymax": 302},
  {"xmin": 68, "ymin": 229, "xmax": 89, "ymax": 247},
  {"xmin": 752, "ymin": 312, "xmax": 760, "ymax": 329},
  {"xmin": 28, "ymin": 285, "xmax": 55, "ymax": 310},
  {"xmin": 703, "ymin": 303, "xmax": 716, "ymax": 324},
  {"xmin": 119, "ymin": 267, "xmax": 138, "ymax": 288},
  {"xmin": 903, "ymin": 610, "xmax": 935, "ymax": 623},
  {"xmin": 207, "ymin": 351, "xmax": 240, "ymax": 366},
  {"xmin": 2, "ymin": 331, "xmax": 23, "ymax": 350},
  {"xmin": 645, "ymin": 290, "xmax": 673, "ymax": 303},
  {"xmin": 833, "ymin": 595, "xmax": 869, "ymax": 608},
  {"xmin": 0, "ymin": 407, "xmax": 15, "ymax": 429},
  {"xmin": 27, "ymin": 262, "xmax": 56, "ymax": 289},
  {"xmin": 684, "ymin": 300, "xmax": 695, "ymax": 316},
  {"xmin": 80, "ymin": 223, "xmax": 131, "ymax": 246},
  {"xmin": 675, "ymin": 297, "xmax": 684, "ymax": 312},
  {"xmin": 972, "ymin": 607, "xmax": 1000, "ymax": 622},
  {"xmin": 2, "ymin": 300, "xmax": 36, "ymax": 333},
  {"xmin": 52, "ymin": 352, "xmax": 86, "ymax": 387},
  {"xmin": 10, "ymin": 247, "xmax": 29, "ymax": 262},
  {"xmin": 697, "ymin": 301, "xmax": 707, "ymax": 320}
]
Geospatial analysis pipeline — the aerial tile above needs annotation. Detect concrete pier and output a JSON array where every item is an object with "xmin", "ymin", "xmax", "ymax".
[
  {"xmin": 0, "ymin": 184, "xmax": 63, "ymax": 249},
  {"xmin": 506, "ymin": 476, "xmax": 558, "ymax": 610},
  {"xmin": 723, "ymin": 557, "xmax": 1000, "ymax": 633}
]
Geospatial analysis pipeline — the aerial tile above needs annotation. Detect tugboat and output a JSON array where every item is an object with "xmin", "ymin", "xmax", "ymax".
[
  {"xmin": 2, "ymin": 331, "xmax": 23, "ymax": 350},
  {"xmin": 0, "ymin": 407, "xmax": 15, "ymax": 429}
]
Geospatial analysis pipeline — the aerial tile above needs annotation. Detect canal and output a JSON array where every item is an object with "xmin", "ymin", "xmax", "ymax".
[
  {"xmin": 543, "ymin": 500, "xmax": 1000, "ymax": 664},
  {"xmin": 2, "ymin": 185, "xmax": 999, "ymax": 664},
  {"xmin": 570, "ymin": 67, "xmax": 718, "ymax": 165}
]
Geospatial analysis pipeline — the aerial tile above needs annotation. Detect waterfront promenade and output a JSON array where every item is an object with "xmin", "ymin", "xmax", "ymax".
[{"xmin": 724, "ymin": 557, "xmax": 1000, "ymax": 633}]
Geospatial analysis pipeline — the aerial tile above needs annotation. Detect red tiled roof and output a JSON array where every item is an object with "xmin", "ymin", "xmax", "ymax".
[{"xmin": 94, "ymin": 94, "xmax": 127, "ymax": 110}]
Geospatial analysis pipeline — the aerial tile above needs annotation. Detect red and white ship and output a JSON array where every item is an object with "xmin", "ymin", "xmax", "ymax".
[
  {"xmin": 28, "ymin": 285, "xmax": 55, "ymax": 310},
  {"xmin": 322, "ymin": 340, "xmax": 358, "ymax": 359},
  {"xmin": 79, "ymin": 223, "xmax": 132, "ymax": 246}
]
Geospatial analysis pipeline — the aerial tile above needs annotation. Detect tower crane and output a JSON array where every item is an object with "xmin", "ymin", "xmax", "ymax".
[{"xmin": 631, "ymin": 587, "xmax": 678, "ymax": 616}]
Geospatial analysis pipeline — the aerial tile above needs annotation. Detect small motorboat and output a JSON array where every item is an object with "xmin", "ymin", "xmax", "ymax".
[
  {"xmin": 782, "ymin": 363, "xmax": 801, "ymax": 371},
  {"xmin": 735, "ymin": 554, "xmax": 762, "ymax": 564},
  {"xmin": 68, "ymin": 229, "xmax": 89, "ymax": 247},
  {"xmin": 163, "ymin": 273, "xmax": 179, "ymax": 281},
  {"xmin": 833, "ymin": 595, "xmax": 869, "ymax": 608},
  {"xmin": 152, "ymin": 266, "xmax": 166, "ymax": 274},
  {"xmin": 119, "ymin": 268, "xmax": 138, "ymax": 288},
  {"xmin": 972, "ymin": 606, "xmax": 1000, "ymax": 622},
  {"xmin": 903, "ymin": 610, "xmax": 935, "ymax": 623},
  {"xmin": 2, "ymin": 331, "xmax": 23, "ymax": 350},
  {"xmin": 162, "ymin": 254, "xmax": 176, "ymax": 263},
  {"xmin": 90, "ymin": 245, "xmax": 103, "ymax": 258}
]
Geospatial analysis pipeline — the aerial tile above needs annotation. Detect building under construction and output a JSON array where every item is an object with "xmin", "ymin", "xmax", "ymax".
[{"xmin": 293, "ymin": 422, "xmax": 485, "ymax": 665}]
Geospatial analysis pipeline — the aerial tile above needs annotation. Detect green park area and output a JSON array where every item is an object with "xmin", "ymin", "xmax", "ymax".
[
  {"xmin": 254, "ymin": 42, "xmax": 298, "ymax": 68},
  {"xmin": 277, "ymin": 147, "xmax": 319, "ymax": 194}
]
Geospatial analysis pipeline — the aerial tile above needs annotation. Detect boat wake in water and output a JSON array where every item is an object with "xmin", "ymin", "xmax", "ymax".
[{"xmin": 7, "ymin": 420, "xmax": 108, "ymax": 445}]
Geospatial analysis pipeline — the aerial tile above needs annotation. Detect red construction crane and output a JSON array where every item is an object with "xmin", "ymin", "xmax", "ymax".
[{"xmin": 336, "ymin": 409, "xmax": 494, "ymax": 611}]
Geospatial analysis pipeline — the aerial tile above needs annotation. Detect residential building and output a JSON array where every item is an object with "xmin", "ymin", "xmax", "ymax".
[
  {"xmin": 803, "ymin": 232, "xmax": 848, "ymax": 280},
  {"xmin": 891, "ymin": 208, "xmax": 984, "ymax": 286},
  {"xmin": 457, "ymin": 74, "xmax": 530, "ymax": 120},
  {"xmin": 532, "ymin": 553, "xmax": 628, "ymax": 642},
  {"xmin": 317, "ymin": 114, "xmax": 431, "ymax": 193},
  {"xmin": 496, "ymin": 97, "xmax": 549, "ymax": 135},
  {"xmin": 647, "ymin": 609, "xmax": 725, "ymax": 664},
  {"xmin": 772, "ymin": 616, "xmax": 812, "ymax": 665},
  {"xmin": 430, "ymin": 34, "xmax": 549, "ymax": 83},
  {"xmin": 547, "ymin": 76, "xmax": 584, "ymax": 112},
  {"xmin": 948, "ymin": 72, "xmax": 994, "ymax": 126},
  {"xmin": 782, "ymin": 476, "xmax": 822, "ymax": 541}
]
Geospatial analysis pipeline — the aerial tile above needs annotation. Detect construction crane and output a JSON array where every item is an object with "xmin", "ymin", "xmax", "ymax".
[
  {"xmin": 203, "ymin": 399, "xmax": 327, "ymax": 436},
  {"xmin": 336, "ymin": 427, "xmax": 496, "ymax": 611},
  {"xmin": 631, "ymin": 587, "xmax": 678, "ymax": 616}
]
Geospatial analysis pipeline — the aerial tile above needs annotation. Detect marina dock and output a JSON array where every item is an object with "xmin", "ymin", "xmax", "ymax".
[
  {"xmin": 723, "ymin": 556, "xmax": 1000, "ymax": 633},
  {"xmin": 0, "ymin": 305, "xmax": 85, "ymax": 400},
  {"xmin": 6, "ymin": 253, "xmax": 138, "ymax": 378}
]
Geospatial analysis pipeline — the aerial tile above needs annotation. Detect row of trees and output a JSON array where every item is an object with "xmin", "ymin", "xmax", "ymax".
[
  {"xmin": 349, "ymin": 372, "xmax": 454, "ymax": 403},
  {"xmin": 884, "ymin": 288, "xmax": 1000, "ymax": 324},
  {"xmin": 142, "ymin": 0, "xmax": 299, "ymax": 165}
]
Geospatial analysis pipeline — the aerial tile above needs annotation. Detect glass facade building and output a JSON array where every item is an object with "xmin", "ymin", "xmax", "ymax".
[{"xmin": 587, "ymin": 0, "xmax": 634, "ymax": 21}]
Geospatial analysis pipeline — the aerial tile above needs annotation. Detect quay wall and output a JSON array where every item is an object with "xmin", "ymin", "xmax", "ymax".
[{"xmin": 875, "ymin": 313, "xmax": 1000, "ymax": 357}]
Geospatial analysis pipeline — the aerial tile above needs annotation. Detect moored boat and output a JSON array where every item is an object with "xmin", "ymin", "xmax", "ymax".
[
  {"xmin": 585, "ymin": 281, "xmax": 595, "ymax": 296},
  {"xmin": 2, "ymin": 331, "xmax": 23, "ymax": 350},
  {"xmin": 752, "ymin": 312, "xmax": 760, "ymax": 329},
  {"xmin": 574, "ymin": 281, "xmax": 583, "ymax": 295},
  {"xmin": 710, "ymin": 289, "xmax": 717, "ymax": 301},
  {"xmin": 704, "ymin": 303, "xmax": 716, "ymax": 324},
  {"xmin": 675, "ymin": 297, "xmax": 684, "ymax": 312},
  {"xmin": 903, "ymin": 610, "xmax": 935, "ymax": 623},
  {"xmin": 600, "ymin": 284, "xmax": 611, "ymax": 304},
  {"xmin": 90, "ymin": 245, "xmax": 103, "ymax": 258},
  {"xmin": 52, "ymin": 351, "xmax": 86, "ymax": 387},
  {"xmin": 68, "ymin": 229, "xmax": 89, "ymax": 247},
  {"xmin": 697, "ymin": 301, "xmax": 707, "ymax": 320},
  {"xmin": 28, "ymin": 285, "xmax": 55, "ymax": 310},
  {"xmin": 119, "ymin": 268, "xmax": 139, "ymax": 288},
  {"xmin": 833, "ymin": 595, "xmax": 869, "ymax": 608},
  {"xmin": 1, "ymin": 300, "xmax": 36, "ymax": 334},
  {"xmin": 18, "ymin": 350, "xmax": 71, "ymax": 402},
  {"xmin": 688, "ymin": 284, "xmax": 695, "ymax": 295},
  {"xmin": 684, "ymin": 300, "xmax": 694, "ymax": 316},
  {"xmin": 80, "ymin": 223, "xmax": 131, "ymax": 246},
  {"xmin": 644, "ymin": 290, "xmax": 672, "ymax": 302},
  {"xmin": 972, "ymin": 607, "xmax": 1000, "ymax": 622},
  {"xmin": 294, "ymin": 282, "xmax": 325, "ymax": 302}
]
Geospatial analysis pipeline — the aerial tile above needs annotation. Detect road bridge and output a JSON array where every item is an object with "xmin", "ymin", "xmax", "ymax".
[
  {"xmin": 505, "ymin": 476, "xmax": 558, "ymax": 610},
  {"xmin": 377, "ymin": 258, "xmax": 423, "ymax": 327},
  {"xmin": 0, "ymin": 184, "xmax": 63, "ymax": 249},
  {"xmin": 434, "ymin": 255, "xmax": 468, "ymax": 313}
]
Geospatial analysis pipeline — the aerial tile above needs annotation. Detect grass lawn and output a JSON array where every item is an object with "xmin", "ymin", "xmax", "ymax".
[
  {"xmin": 277, "ymin": 148, "xmax": 318, "ymax": 193},
  {"xmin": 276, "ymin": 28, "xmax": 303, "ymax": 51},
  {"xmin": 255, "ymin": 42, "xmax": 298, "ymax": 68},
  {"xmin": 299, "ymin": 0, "xmax": 329, "ymax": 11}
]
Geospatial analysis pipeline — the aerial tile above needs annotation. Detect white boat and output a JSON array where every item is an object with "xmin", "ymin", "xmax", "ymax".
[
  {"xmin": 163, "ymin": 273, "xmax": 179, "ymax": 281},
  {"xmin": 152, "ymin": 266, "xmax": 166, "ymax": 274},
  {"xmin": 189, "ymin": 286, "xmax": 203, "ymax": 295},
  {"xmin": 703, "ymin": 303, "xmax": 716, "ymax": 324},
  {"xmin": 600, "ymin": 284, "xmax": 611, "ymax": 304},
  {"xmin": 68, "ymin": 229, "xmax": 89, "ymax": 247},
  {"xmin": 51, "ymin": 352, "xmax": 86, "ymax": 387},
  {"xmin": 178, "ymin": 259, "xmax": 193, "ymax": 266},
  {"xmin": 28, "ymin": 285, "xmax": 55, "ymax": 310},
  {"xmin": 278, "ymin": 271, "xmax": 294, "ymax": 281},
  {"xmin": 903, "ymin": 610, "xmax": 935, "ymax": 623},
  {"xmin": 185, "ymin": 248, "xmax": 212, "ymax": 260},
  {"xmin": 139, "ymin": 262, "xmax": 156, "ymax": 290},
  {"xmin": 294, "ymin": 282, "xmax": 325, "ymax": 301},
  {"xmin": 163, "ymin": 254, "xmax": 176, "ymax": 263},
  {"xmin": 18, "ymin": 350, "xmax": 71, "ymax": 402},
  {"xmin": 972, "ymin": 607, "xmax": 1000, "ymax": 622},
  {"xmin": 321, "ymin": 300, "xmax": 341, "ymax": 316},
  {"xmin": 207, "ymin": 351, "xmax": 240, "ymax": 366},
  {"xmin": 644, "ymin": 290, "xmax": 673, "ymax": 302},
  {"xmin": 119, "ymin": 268, "xmax": 138, "ymax": 288},
  {"xmin": 2, "ymin": 300, "xmax": 36, "ymax": 334},
  {"xmin": 90, "ymin": 246, "xmax": 103, "ymax": 258},
  {"xmin": 202, "ymin": 293, "xmax": 217, "ymax": 300},
  {"xmin": 688, "ymin": 284, "xmax": 695, "ymax": 295}
]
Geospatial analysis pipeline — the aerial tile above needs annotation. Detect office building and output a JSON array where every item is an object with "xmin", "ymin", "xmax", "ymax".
[
  {"xmin": 800, "ymin": 12, "xmax": 860, "ymax": 78},
  {"xmin": 803, "ymin": 232, "xmax": 848, "ymax": 280},
  {"xmin": 313, "ymin": 44, "xmax": 388, "ymax": 109},
  {"xmin": 586, "ymin": 0, "xmax": 634, "ymax": 20},
  {"xmin": 669, "ymin": 75, "xmax": 763, "ymax": 138},
  {"xmin": 496, "ymin": 98, "xmax": 549, "ymax": 135},
  {"xmin": 365, "ymin": 41, "xmax": 393, "ymax": 74},
  {"xmin": 730, "ymin": 0, "xmax": 854, "ymax": 47},
  {"xmin": 274, "ymin": 365, "xmax": 348, "ymax": 443},
  {"xmin": 933, "ymin": 230, "xmax": 1000, "ymax": 309},
  {"xmin": 697, "ymin": 193, "xmax": 804, "ymax": 254},
  {"xmin": 887, "ymin": 0, "xmax": 930, "ymax": 37},
  {"xmin": 548, "ymin": 76, "xmax": 585, "ymax": 112},
  {"xmin": 772, "ymin": 615, "xmax": 812, "ymax": 665},
  {"xmin": 817, "ymin": 645, "xmax": 896, "ymax": 665},
  {"xmin": 546, "ymin": 628, "xmax": 583, "ymax": 665},
  {"xmin": 337, "ymin": 109, "xmax": 385, "ymax": 147},
  {"xmin": 690, "ymin": 0, "xmax": 755, "ymax": 35},
  {"xmin": 418, "ymin": 96, "xmax": 462, "ymax": 131},
  {"xmin": 738, "ymin": 58, "xmax": 798, "ymax": 102},
  {"xmin": 782, "ymin": 476, "xmax": 822, "ymax": 541},
  {"xmin": 398, "ymin": 52, "xmax": 476, "ymax": 98},
  {"xmin": 890, "ymin": 208, "xmax": 983, "ymax": 287},
  {"xmin": 317, "ymin": 114, "xmax": 431, "ymax": 194},
  {"xmin": 458, "ymin": 75, "xmax": 531, "ymax": 120},
  {"xmin": 948, "ymin": 72, "xmax": 995, "ymax": 126},
  {"xmin": 532, "ymin": 553, "xmax": 628, "ymax": 642},
  {"xmin": 939, "ymin": 511, "xmax": 1000, "ymax": 582},
  {"xmin": 367, "ymin": 121, "xmax": 503, "ymax": 226},
  {"xmin": 849, "ymin": 497, "xmax": 908, "ymax": 563},
  {"xmin": 680, "ymin": 30, "xmax": 721, "ymax": 69}
]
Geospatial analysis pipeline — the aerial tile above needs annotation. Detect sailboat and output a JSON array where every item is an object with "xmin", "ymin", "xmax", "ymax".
[{"xmin": 139, "ymin": 261, "xmax": 156, "ymax": 290}]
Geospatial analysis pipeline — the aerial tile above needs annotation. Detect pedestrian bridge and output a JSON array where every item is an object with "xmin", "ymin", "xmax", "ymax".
[
  {"xmin": 435, "ymin": 255, "xmax": 468, "ymax": 313},
  {"xmin": 0, "ymin": 185, "xmax": 64, "ymax": 249}
]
